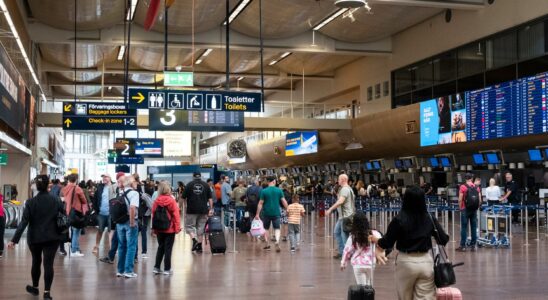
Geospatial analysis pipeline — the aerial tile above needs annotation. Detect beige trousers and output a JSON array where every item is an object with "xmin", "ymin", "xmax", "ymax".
[{"xmin": 395, "ymin": 252, "xmax": 436, "ymax": 300}]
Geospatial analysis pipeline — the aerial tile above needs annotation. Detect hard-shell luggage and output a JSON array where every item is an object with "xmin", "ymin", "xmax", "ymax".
[
  {"xmin": 239, "ymin": 217, "xmax": 251, "ymax": 233},
  {"xmin": 209, "ymin": 231, "xmax": 226, "ymax": 254},
  {"xmin": 436, "ymin": 287, "xmax": 463, "ymax": 300},
  {"xmin": 207, "ymin": 216, "xmax": 223, "ymax": 232}
]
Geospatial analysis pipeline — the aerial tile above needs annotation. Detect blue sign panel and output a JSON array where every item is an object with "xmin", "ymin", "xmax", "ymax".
[
  {"xmin": 108, "ymin": 156, "xmax": 144, "ymax": 164},
  {"xmin": 115, "ymin": 138, "xmax": 164, "ymax": 158},
  {"xmin": 62, "ymin": 102, "xmax": 137, "ymax": 131},
  {"xmin": 285, "ymin": 131, "xmax": 318, "ymax": 157},
  {"xmin": 420, "ymin": 100, "xmax": 440, "ymax": 147},
  {"xmin": 128, "ymin": 88, "xmax": 262, "ymax": 112}
]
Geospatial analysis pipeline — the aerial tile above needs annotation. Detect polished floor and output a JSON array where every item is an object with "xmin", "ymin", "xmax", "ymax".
[{"xmin": 1, "ymin": 214, "xmax": 547, "ymax": 300}]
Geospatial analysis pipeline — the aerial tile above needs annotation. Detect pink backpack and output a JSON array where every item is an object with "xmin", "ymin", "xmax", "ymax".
[{"xmin": 250, "ymin": 219, "xmax": 265, "ymax": 237}]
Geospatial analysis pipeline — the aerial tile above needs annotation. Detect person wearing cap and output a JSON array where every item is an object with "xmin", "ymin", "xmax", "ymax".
[
  {"xmin": 92, "ymin": 174, "xmax": 116, "ymax": 255},
  {"xmin": 183, "ymin": 172, "xmax": 213, "ymax": 253},
  {"xmin": 8, "ymin": 175, "xmax": 65, "ymax": 300},
  {"xmin": 254, "ymin": 176, "xmax": 288, "ymax": 252},
  {"xmin": 60, "ymin": 173, "xmax": 88, "ymax": 257}
]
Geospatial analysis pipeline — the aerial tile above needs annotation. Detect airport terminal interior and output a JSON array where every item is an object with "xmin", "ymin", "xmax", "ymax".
[{"xmin": 2, "ymin": 0, "xmax": 548, "ymax": 299}]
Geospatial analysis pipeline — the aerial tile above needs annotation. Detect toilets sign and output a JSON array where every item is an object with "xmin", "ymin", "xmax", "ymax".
[{"xmin": 128, "ymin": 88, "xmax": 262, "ymax": 112}]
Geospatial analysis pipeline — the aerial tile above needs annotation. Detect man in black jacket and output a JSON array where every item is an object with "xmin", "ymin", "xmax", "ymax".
[{"xmin": 183, "ymin": 172, "xmax": 213, "ymax": 253}]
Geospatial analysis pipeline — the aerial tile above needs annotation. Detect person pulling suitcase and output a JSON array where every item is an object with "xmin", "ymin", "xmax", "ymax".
[{"xmin": 183, "ymin": 172, "xmax": 213, "ymax": 254}]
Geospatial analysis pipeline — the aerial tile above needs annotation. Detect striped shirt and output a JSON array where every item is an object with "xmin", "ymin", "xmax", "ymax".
[{"xmin": 287, "ymin": 203, "xmax": 305, "ymax": 224}]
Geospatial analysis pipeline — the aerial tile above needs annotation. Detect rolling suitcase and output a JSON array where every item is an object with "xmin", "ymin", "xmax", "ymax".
[
  {"xmin": 209, "ymin": 231, "xmax": 227, "ymax": 254},
  {"xmin": 347, "ymin": 244, "xmax": 375, "ymax": 300},
  {"xmin": 436, "ymin": 287, "xmax": 463, "ymax": 300},
  {"xmin": 207, "ymin": 216, "xmax": 223, "ymax": 233}
]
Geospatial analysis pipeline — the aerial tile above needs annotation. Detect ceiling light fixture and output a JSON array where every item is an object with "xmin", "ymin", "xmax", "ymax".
[
  {"xmin": 126, "ymin": 0, "xmax": 139, "ymax": 21},
  {"xmin": 335, "ymin": 0, "xmax": 367, "ymax": 8},
  {"xmin": 237, "ymin": 76, "xmax": 245, "ymax": 81},
  {"xmin": 313, "ymin": 8, "xmax": 348, "ymax": 31},
  {"xmin": 194, "ymin": 48, "xmax": 213, "ymax": 65},
  {"xmin": 345, "ymin": 141, "xmax": 364, "ymax": 150},
  {"xmin": 117, "ymin": 45, "xmax": 126, "ymax": 60},
  {"xmin": 269, "ymin": 51, "xmax": 292, "ymax": 66},
  {"xmin": 0, "ymin": 1, "xmax": 46, "ymax": 99},
  {"xmin": 223, "ymin": 0, "xmax": 252, "ymax": 25}
]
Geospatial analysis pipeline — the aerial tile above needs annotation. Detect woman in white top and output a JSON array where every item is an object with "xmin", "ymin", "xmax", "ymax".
[{"xmin": 485, "ymin": 178, "xmax": 502, "ymax": 206}]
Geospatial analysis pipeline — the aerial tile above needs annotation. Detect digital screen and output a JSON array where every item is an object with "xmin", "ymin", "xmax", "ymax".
[
  {"xmin": 429, "ymin": 157, "xmax": 439, "ymax": 168},
  {"xmin": 440, "ymin": 157, "xmax": 451, "ymax": 167},
  {"xmin": 372, "ymin": 161, "xmax": 381, "ymax": 169},
  {"xmin": 149, "ymin": 110, "xmax": 244, "ymax": 132},
  {"xmin": 421, "ymin": 71, "xmax": 548, "ymax": 146},
  {"xmin": 473, "ymin": 154, "xmax": 485, "ymax": 165},
  {"xmin": 394, "ymin": 159, "xmax": 403, "ymax": 169},
  {"xmin": 285, "ymin": 131, "xmax": 318, "ymax": 157},
  {"xmin": 403, "ymin": 159, "xmax": 413, "ymax": 168},
  {"xmin": 115, "ymin": 138, "xmax": 164, "ymax": 157},
  {"xmin": 528, "ymin": 149, "xmax": 543, "ymax": 161},
  {"xmin": 366, "ymin": 162, "xmax": 373, "ymax": 170},
  {"xmin": 486, "ymin": 153, "xmax": 500, "ymax": 164},
  {"xmin": 545, "ymin": 149, "xmax": 548, "ymax": 159}
]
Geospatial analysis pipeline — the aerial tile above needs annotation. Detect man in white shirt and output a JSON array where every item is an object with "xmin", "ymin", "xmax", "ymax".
[{"xmin": 115, "ymin": 175, "xmax": 140, "ymax": 279}]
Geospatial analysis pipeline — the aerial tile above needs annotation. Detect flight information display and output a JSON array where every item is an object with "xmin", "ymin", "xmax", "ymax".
[
  {"xmin": 421, "ymin": 71, "xmax": 548, "ymax": 146},
  {"xmin": 149, "ymin": 110, "xmax": 244, "ymax": 132}
]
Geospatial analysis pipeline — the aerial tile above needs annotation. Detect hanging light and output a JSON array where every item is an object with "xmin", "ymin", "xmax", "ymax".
[{"xmin": 335, "ymin": 0, "xmax": 367, "ymax": 9}]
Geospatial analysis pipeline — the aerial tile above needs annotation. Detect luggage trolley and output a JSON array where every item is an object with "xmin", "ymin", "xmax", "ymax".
[{"xmin": 477, "ymin": 205, "xmax": 511, "ymax": 248}]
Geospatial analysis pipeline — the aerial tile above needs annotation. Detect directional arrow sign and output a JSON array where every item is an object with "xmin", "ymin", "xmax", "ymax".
[
  {"xmin": 62, "ymin": 102, "xmax": 137, "ymax": 131},
  {"xmin": 163, "ymin": 71, "xmax": 193, "ymax": 87},
  {"xmin": 128, "ymin": 88, "xmax": 262, "ymax": 112}
]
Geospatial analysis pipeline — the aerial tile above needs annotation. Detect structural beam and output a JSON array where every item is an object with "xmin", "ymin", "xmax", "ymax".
[{"xmin": 370, "ymin": 0, "xmax": 484, "ymax": 10}]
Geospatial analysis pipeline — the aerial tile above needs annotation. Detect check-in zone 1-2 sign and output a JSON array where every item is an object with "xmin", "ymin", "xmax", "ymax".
[
  {"xmin": 62, "ymin": 102, "xmax": 137, "ymax": 131},
  {"xmin": 129, "ymin": 88, "xmax": 262, "ymax": 112}
]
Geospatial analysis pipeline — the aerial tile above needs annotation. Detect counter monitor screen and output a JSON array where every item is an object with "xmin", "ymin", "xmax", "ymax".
[
  {"xmin": 403, "ymin": 159, "xmax": 413, "ymax": 168},
  {"xmin": 372, "ymin": 161, "xmax": 381, "ymax": 169},
  {"xmin": 394, "ymin": 159, "xmax": 403, "ymax": 169},
  {"xmin": 440, "ymin": 157, "xmax": 451, "ymax": 167},
  {"xmin": 473, "ymin": 153, "xmax": 485, "ymax": 165},
  {"xmin": 429, "ymin": 157, "xmax": 440, "ymax": 168},
  {"xmin": 528, "ymin": 149, "xmax": 543, "ymax": 161},
  {"xmin": 366, "ymin": 162, "xmax": 373, "ymax": 170},
  {"xmin": 486, "ymin": 153, "xmax": 501, "ymax": 164}
]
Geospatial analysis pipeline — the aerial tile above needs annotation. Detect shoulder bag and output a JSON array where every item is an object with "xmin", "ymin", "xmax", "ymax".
[
  {"xmin": 56, "ymin": 199, "xmax": 69, "ymax": 234},
  {"xmin": 341, "ymin": 187, "xmax": 356, "ymax": 233},
  {"xmin": 68, "ymin": 186, "xmax": 86, "ymax": 229},
  {"xmin": 428, "ymin": 213, "xmax": 464, "ymax": 288}
]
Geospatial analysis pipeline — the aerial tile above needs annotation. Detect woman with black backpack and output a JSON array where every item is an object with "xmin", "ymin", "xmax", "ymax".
[
  {"xmin": 8, "ymin": 175, "xmax": 65, "ymax": 300},
  {"xmin": 151, "ymin": 181, "xmax": 181, "ymax": 275}
]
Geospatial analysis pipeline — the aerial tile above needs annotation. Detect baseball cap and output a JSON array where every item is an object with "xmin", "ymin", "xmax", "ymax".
[
  {"xmin": 101, "ymin": 174, "xmax": 111, "ymax": 178},
  {"xmin": 193, "ymin": 172, "xmax": 201, "ymax": 178},
  {"xmin": 116, "ymin": 172, "xmax": 125, "ymax": 180}
]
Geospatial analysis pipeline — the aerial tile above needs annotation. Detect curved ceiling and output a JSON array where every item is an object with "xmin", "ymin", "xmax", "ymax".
[
  {"xmin": 276, "ymin": 53, "xmax": 359, "ymax": 75},
  {"xmin": 40, "ymin": 44, "xmax": 117, "ymax": 68},
  {"xmin": 28, "ymin": 0, "xmax": 125, "ymax": 31},
  {"xmin": 129, "ymin": 46, "xmax": 198, "ymax": 71}
]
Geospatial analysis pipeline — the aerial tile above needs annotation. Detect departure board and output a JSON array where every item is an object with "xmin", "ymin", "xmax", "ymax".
[{"xmin": 421, "ymin": 71, "xmax": 548, "ymax": 146}]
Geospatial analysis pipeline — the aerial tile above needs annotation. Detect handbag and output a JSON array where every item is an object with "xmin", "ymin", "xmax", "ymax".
[
  {"xmin": 428, "ymin": 213, "xmax": 464, "ymax": 288},
  {"xmin": 56, "ymin": 200, "xmax": 69, "ymax": 234},
  {"xmin": 68, "ymin": 187, "xmax": 86, "ymax": 229}
]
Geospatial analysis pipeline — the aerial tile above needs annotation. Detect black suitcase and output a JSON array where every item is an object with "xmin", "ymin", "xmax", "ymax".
[
  {"xmin": 238, "ymin": 217, "xmax": 251, "ymax": 233},
  {"xmin": 209, "ymin": 231, "xmax": 226, "ymax": 254},
  {"xmin": 347, "ymin": 285, "xmax": 374, "ymax": 300}
]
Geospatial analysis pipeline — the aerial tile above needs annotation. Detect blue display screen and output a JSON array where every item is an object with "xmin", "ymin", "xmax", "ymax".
[
  {"xmin": 366, "ymin": 162, "xmax": 373, "ymax": 170},
  {"xmin": 394, "ymin": 160, "xmax": 403, "ymax": 169},
  {"xmin": 473, "ymin": 154, "xmax": 485, "ymax": 165},
  {"xmin": 486, "ymin": 153, "xmax": 500, "ymax": 164},
  {"xmin": 440, "ymin": 157, "xmax": 451, "ymax": 167},
  {"xmin": 421, "ymin": 71, "xmax": 548, "ymax": 146},
  {"xmin": 403, "ymin": 159, "xmax": 413, "ymax": 168},
  {"xmin": 372, "ymin": 161, "xmax": 381, "ymax": 169},
  {"xmin": 528, "ymin": 149, "xmax": 543, "ymax": 161},
  {"xmin": 429, "ymin": 157, "xmax": 439, "ymax": 167}
]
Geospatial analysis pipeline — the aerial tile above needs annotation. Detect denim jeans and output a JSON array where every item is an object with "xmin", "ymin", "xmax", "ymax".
[
  {"xmin": 108, "ymin": 229, "xmax": 118, "ymax": 261},
  {"xmin": 334, "ymin": 218, "xmax": 349, "ymax": 255},
  {"xmin": 71, "ymin": 227, "xmax": 82, "ymax": 253},
  {"xmin": 139, "ymin": 216, "xmax": 150, "ymax": 254},
  {"xmin": 116, "ymin": 221, "xmax": 139, "ymax": 274},
  {"xmin": 460, "ymin": 209, "xmax": 478, "ymax": 248},
  {"xmin": 288, "ymin": 223, "xmax": 300, "ymax": 249},
  {"xmin": 235, "ymin": 206, "xmax": 245, "ymax": 223}
]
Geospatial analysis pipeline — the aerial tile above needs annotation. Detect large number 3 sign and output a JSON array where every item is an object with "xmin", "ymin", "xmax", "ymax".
[{"xmin": 160, "ymin": 110, "xmax": 176, "ymax": 126}]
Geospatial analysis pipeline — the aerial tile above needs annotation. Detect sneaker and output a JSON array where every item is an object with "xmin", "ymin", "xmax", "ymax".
[
  {"xmin": 162, "ymin": 270, "xmax": 173, "ymax": 276},
  {"xmin": 59, "ymin": 251, "xmax": 67, "ymax": 256},
  {"xmin": 99, "ymin": 257, "xmax": 114, "ymax": 264},
  {"xmin": 470, "ymin": 247, "xmax": 477, "ymax": 252},
  {"xmin": 116, "ymin": 272, "xmax": 123, "ymax": 277},
  {"xmin": 71, "ymin": 252, "xmax": 84, "ymax": 257},
  {"xmin": 333, "ymin": 254, "xmax": 342, "ymax": 259},
  {"xmin": 141, "ymin": 253, "xmax": 148, "ymax": 259},
  {"xmin": 196, "ymin": 243, "xmax": 203, "ymax": 254},
  {"xmin": 263, "ymin": 245, "xmax": 271, "ymax": 251},
  {"xmin": 270, "ymin": 237, "xmax": 276, "ymax": 242},
  {"xmin": 192, "ymin": 239, "xmax": 198, "ymax": 251},
  {"xmin": 43, "ymin": 292, "xmax": 53, "ymax": 300},
  {"xmin": 456, "ymin": 247, "xmax": 467, "ymax": 252},
  {"xmin": 275, "ymin": 244, "xmax": 281, "ymax": 253},
  {"xmin": 290, "ymin": 247, "xmax": 296, "ymax": 252},
  {"xmin": 26, "ymin": 285, "xmax": 39, "ymax": 296},
  {"xmin": 153, "ymin": 268, "xmax": 162, "ymax": 275},
  {"xmin": 124, "ymin": 272, "xmax": 138, "ymax": 278}
]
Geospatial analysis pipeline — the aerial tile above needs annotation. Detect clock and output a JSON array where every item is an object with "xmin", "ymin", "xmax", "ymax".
[{"xmin": 227, "ymin": 139, "xmax": 247, "ymax": 158}]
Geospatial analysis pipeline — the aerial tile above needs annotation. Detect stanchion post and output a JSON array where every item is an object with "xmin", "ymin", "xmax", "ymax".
[
  {"xmin": 228, "ymin": 207, "xmax": 238, "ymax": 253},
  {"xmin": 536, "ymin": 205, "xmax": 540, "ymax": 241},
  {"xmin": 524, "ymin": 205, "xmax": 529, "ymax": 246},
  {"xmin": 451, "ymin": 208, "xmax": 456, "ymax": 243}
]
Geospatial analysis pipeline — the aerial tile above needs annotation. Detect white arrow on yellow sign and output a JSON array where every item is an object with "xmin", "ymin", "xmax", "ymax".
[
  {"xmin": 64, "ymin": 104, "xmax": 72, "ymax": 112},
  {"xmin": 64, "ymin": 118, "xmax": 72, "ymax": 128},
  {"xmin": 132, "ymin": 92, "xmax": 145, "ymax": 104}
]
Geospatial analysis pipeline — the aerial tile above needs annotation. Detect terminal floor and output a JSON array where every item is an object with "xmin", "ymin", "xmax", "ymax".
[{"xmin": 1, "ymin": 215, "xmax": 547, "ymax": 300}]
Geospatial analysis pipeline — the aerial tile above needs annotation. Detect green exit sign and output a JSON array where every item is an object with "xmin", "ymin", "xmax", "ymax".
[
  {"xmin": 0, "ymin": 153, "xmax": 7, "ymax": 166},
  {"xmin": 107, "ymin": 150, "xmax": 117, "ymax": 158},
  {"xmin": 164, "ymin": 71, "xmax": 193, "ymax": 87}
]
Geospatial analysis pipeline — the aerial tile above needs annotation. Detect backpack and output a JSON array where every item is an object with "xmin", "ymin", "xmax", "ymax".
[
  {"xmin": 109, "ymin": 191, "xmax": 130, "ymax": 224},
  {"xmin": 247, "ymin": 192, "xmax": 259, "ymax": 206},
  {"xmin": 138, "ymin": 193, "xmax": 152, "ymax": 218},
  {"xmin": 465, "ymin": 185, "xmax": 480, "ymax": 211},
  {"xmin": 152, "ymin": 205, "xmax": 171, "ymax": 230}
]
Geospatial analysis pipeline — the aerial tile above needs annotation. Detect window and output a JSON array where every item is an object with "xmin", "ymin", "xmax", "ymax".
[
  {"xmin": 458, "ymin": 42, "xmax": 485, "ymax": 77},
  {"xmin": 518, "ymin": 22, "xmax": 545, "ymax": 60},
  {"xmin": 413, "ymin": 61, "xmax": 433, "ymax": 90},
  {"xmin": 486, "ymin": 31, "xmax": 517, "ymax": 69},
  {"xmin": 433, "ymin": 51, "xmax": 456, "ymax": 84},
  {"xmin": 383, "ymin": 81, "xmax": 389, "ymax": 97},
  {"xmin": 375, "ymin": 83, "xmax": 381, "ymax": 99},
  {"xmin": 394, "ymin": 68, "xmax": 413, "ymax": 95},
  {"xmin": 367, "ymin": 86, "xmax": 373, "ymax": 101}
]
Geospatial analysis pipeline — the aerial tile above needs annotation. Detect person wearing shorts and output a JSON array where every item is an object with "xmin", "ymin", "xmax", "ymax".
[
  {"xmin": 255, "ymin": 177, "xmax": 288, "ymax": 253},
  {"xmin": 183, "ymin": 172, "xmax": 213, "ymax": 253}
]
